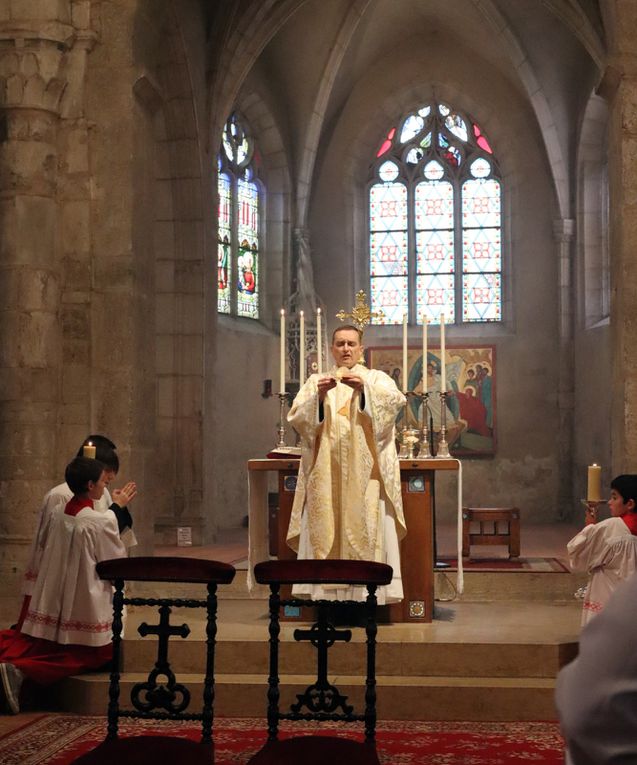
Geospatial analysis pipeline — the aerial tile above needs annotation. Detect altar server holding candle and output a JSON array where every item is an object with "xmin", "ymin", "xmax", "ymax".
[{"xmin": 567, "ymin": 473, "xmax": 637, "ymax": 626}]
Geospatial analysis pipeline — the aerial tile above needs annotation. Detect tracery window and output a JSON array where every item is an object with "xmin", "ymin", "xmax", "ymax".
[
  {"xmin": 217, "ymin": 113, "xmax": 261, "ymax": 318},
  {"xmin": 369, "ymin": 103, "xmax": 502, "ymax": 325}
]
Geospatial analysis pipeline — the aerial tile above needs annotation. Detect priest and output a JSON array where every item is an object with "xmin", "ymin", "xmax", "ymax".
[{"xmin": 286, "ymin": 324, "xmax": 406, "ymax": 603}]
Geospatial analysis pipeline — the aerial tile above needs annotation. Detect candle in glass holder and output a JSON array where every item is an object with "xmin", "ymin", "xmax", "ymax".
[
  {"xmin": 587, "ymin": 463, "xmax": 602, "ymax": 501},
  {"xmin": 83, "ymin": 442, "xmax": 96, "ymax": 459},
  {"xmin": 279, "ymin": 309, "xmax": 286, "ymax": 395},
  {"xmin": 299, "ymin": 310, "xmax": 305, "ymax": 387}
]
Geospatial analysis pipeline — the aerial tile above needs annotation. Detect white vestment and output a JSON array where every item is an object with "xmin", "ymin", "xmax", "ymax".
[
  {"xmin": 556, "ymin": 572, "xmax": 637, "ymax": 764},
  {"xmin": 567, "ymin": 516, "xmax": 637, "ymax": 626},
  {"xmin": 287, "ymin": 364, "xmax": 406, "ymax": 603},
  {"xmin": 23, "ymin": 481, "xmax": 136, "ymax": 597},
  {"xmin": 22, "ymin": 499, "xmax": 127, "ymax": 647}
]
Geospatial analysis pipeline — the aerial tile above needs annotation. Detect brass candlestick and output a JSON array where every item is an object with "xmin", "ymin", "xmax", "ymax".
[
  {"xmin": 398, "ymin": 393, "xmax": 419, "ymax": 458},
  {"xmin": 275, "ymin": 392, "xmax": 290, "ymax": 449},
  {"xmin": 418, "ymin": 392, "xmax": 433, "ymax": 459},
  {"xmin": 435, "ymin": 390, "xmax": 451, "ymax": 458}
]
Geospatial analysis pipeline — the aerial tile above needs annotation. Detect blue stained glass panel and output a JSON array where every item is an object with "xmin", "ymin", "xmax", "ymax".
[
  {"xmin": 370, "ymin": 231, "xmax": 408, "ymax": 277},
  {"xmin": 462, "ymin": 273, "xmax": 501, "ymax": 322},
  {"xmin": 370, "ymin": 276, "xmax": 407, "ymax": 325},
  {"xmin": 462, "ymin": 178, "xmax": 501, "ymax": 228},
  {"xmin": 217, "ymin": 173, "xmax": 232, "ymax": 314},
  {"xmin": 416, "ymin": 273, "xmax": 455, "ymax": 323},
  {"xmin": 416, "ymin": 230, "xmax": 454, "ymax": 274},
  {"xmin": 237, "ymin": 178, "xmax": 259, "ymax": 318},
  {"xmin": 463, "ymin": 228, "xmax": 501, "ymax": 273},
  {"xmin": 415, "ymin": 181, "xmax": 453, "ymax": 229},
  {"xmin": 370, "ymin": 182, "xmax": 407, "ymax": 231}
]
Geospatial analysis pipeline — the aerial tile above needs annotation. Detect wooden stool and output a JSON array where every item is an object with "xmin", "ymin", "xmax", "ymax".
[
  {"xmin": 72, "ymin": 556, "xmax": 236, "ymax": 764},
  {"xmin": 247, "ymin": 558, "xmax": 392, "ymax": 765},
  {"xmin": 462, "ymin": 507, "xmax": 520, "ymax": 559}
]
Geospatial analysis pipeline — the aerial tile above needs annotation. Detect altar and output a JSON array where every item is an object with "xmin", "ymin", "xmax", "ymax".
[{"xmin": 247, "ymin": 457, "xmax": 460, "ymax": 623}]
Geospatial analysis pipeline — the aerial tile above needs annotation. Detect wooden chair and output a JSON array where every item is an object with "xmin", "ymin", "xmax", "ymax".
[
  {"xmin": 72, "ymin": 556, "xmax": 236, "ymax": 765},
  {"xmin": 247, "ymin": 558, "xmax": 393, "ymax": 765}
]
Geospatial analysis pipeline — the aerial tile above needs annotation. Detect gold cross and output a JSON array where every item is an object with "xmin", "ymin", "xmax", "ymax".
[{"xmin": 335, "ymin": 290, "xmax": 384, "ymax": 331}]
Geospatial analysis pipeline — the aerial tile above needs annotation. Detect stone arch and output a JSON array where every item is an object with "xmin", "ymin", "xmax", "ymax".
[{"xmin": 576, "ymin": 92, "xmax": 610, "ymax": 327}]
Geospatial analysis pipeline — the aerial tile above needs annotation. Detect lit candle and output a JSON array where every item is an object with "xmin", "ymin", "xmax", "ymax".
[
  {"xmin": 279, "ymin": 308, "xmax": 286, "ymax": 395},
  {"xmin": 317, "ymin": 307, "xmax": 322, "ymax": 375},
  {"xmin": 422, "ymin": 316, "xmax": 428, "ymax": 394},
  {"xmin": 299, "ymin": 310, "xmax": 305, "ymax": 387},
  {"xmin": 587, "ymin": 464, "xmax": 602, "ymax": 501},
  {"xmin": 402, "ymin": 313, "xmax": 408, "ymax": 393},
  {"xmin": 83, "ymin": 441, "xmax": 96, "ymax": 459},
  {"xmin": 440, "ymin": 313, "xmax": 446, "ymax": 392}
]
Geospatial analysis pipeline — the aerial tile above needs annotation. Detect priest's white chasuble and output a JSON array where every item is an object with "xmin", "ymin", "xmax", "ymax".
[{"xmin": 287, "ymin": 364, "xmax": 406, "ymax": 603}]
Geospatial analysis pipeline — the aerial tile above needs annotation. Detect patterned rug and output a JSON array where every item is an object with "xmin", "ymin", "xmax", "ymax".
[
  {"xmin": 0, "ymin": 715, "xmax": 565, "ymax": 764},
  {"xmin": 437, "ymin": 557, "xmax": 570, "ymax": 572}
]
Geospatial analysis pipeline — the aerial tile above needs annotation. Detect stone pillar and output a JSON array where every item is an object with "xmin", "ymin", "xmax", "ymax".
[
  {"xmin": 604, "ymin": 1, "xmax": 637, "ymax": 473},
  {"xmin": 0, "ymin": 4, "xmax": 73, "ymax": 619},
  {"xmin": 554, "ymin": 218, "xmax": 575, "ymax": 519}
]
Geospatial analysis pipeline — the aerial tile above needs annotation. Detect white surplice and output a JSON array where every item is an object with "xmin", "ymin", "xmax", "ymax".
[
  {"xmin": 22, "ymin": 481, "xmax": 135, "ymax": 597},
  {"xmin": 287, "ymin": 364, "xmax": 406, "ymax": 603},
  {"xmin": 21, "ymin": 501, "xmax": 127, "ymax": 646},
  {"xmin": 567, "ymin": 515, "xmax": 637, "ymax": 625}
]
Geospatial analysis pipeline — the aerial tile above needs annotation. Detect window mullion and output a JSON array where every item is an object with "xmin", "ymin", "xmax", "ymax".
[
  {"xmin": 408, "ymin": 180, "xmax": 416, "ymax": 323},
  {"xmin": 231, "ymin": 176, "xmax": 239, "ymax": 316},
  {"xmin": 454, "ymin": 178, "xmax": 462, "ymax": 325}
]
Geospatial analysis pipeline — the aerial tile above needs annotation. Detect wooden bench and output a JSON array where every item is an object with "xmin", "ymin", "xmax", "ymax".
[{"xmin": 462, "ymin": 507, "xmax": 520, "ymax": 559}]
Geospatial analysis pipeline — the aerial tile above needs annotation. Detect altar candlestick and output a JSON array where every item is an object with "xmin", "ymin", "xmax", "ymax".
[
  {"xmin": 422, "ymin": 316, "xmax": 428, "ymax": 394},
  {"xmin": 317, "ymin": 307, "xmax": 322, "ymax": 375},
  {"xmin": 402, "ymin": 313, "xmax": 408, "ymax": 393},
  {"xmin": 299, "ymin": 310, "xmax": 305, "ymax": 387},
  {"xmin": 587, "ymin": 463, "xmax": 602, "ymax": 501},
  {"xmin": 279, "ymin": 309, "xmax": 286, "ymax": 395},
  {"xmin": 83, "ymin": 442, "xmax": 96, "ymax": 459},
  {"xmin": 440, "ymin": 313, "xmax": 446, "ymax": 392}
]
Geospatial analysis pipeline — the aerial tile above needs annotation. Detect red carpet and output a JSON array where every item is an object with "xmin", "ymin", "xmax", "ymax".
[
  {"xmin": 438, "ymin": 557, "xmax": 570, "ymax": 572},
  {"xmin": 0, "ymin": 715, "xmax": 565, "ymax": 764}
]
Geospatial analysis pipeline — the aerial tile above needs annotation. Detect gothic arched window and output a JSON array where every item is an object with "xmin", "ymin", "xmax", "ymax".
[
  {"xmin": 217, "ymin": 113, "xmax": 261, "ymax": 318},
  {"xmin": 369, "ymin": 103, "xmax": 502, "ymax": 325}
]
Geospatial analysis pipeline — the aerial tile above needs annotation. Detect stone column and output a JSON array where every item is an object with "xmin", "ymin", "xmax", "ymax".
[
  {"xmin": 0, "ymin": 6, "xmax": 73, "ymax": 620},
  {"xmin": 554, "ymin": 218, "xmax": 575, "ymax": 519},
  {"xmin": 604, "ymin": 1, "xmax": 637, "ymax": 473}
]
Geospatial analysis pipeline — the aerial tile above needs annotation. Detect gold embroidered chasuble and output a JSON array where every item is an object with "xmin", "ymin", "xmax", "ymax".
[{"xmin": 286, "ymin": 364, "xmax": 406, "ymax": 563}]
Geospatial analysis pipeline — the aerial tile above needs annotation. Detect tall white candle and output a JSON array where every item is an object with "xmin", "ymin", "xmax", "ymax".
[
  {"xmin": 299, "ymin": 310, "xmax": 305, "ymax": 387},
  {"xmin": 587, "ymin": 464, "xmax": 602, "ymax": 501},
  {"xmin": 317, "ymin": 307, "xmax": 322, "ymax": 375},
  {"xmin": 440, "ymin": 313, "xmax": 446, "ymax": 392},
  {"xmin": 402, "ymin": 313, "xmax": 408, "ymax": 393},
  {"xmin": 279, "ymin": 308, "xmax": 286, "ymax": 394},
  {"xmin": 422, "ymin": 316, "xmax": 428, "ymax": 394}
]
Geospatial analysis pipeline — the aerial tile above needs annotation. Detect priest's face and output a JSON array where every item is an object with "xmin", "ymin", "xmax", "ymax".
[{"xmin": 331, "ymin": 328, "xmax": 363, "ymax": 369}]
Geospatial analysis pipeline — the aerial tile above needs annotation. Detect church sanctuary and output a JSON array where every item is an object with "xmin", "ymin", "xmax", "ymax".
[{"xmin": 0, "ymin": 0, "xmax": 633, "ymax": 762}]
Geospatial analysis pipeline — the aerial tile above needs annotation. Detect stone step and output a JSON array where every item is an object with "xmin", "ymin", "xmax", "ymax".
[
  {"xmin": 120, "ymin": 636, "xmax": 576, "ymax": 678},
  {"xmin": 125, "ymin": 568, "xmax": 586, "ymax": 603},
  {"xmin": 56, "ymin": 672, "xmax": 559, "ymax": 721}
]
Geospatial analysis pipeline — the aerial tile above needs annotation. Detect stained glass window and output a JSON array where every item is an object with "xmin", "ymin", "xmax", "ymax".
[
  {"xmin": 369, "ymin": 101, "xmax": 502, "ymax": 325},
  {"xmin": 217, "ymin": 114, "xmax": 262, "ymax": 318}
]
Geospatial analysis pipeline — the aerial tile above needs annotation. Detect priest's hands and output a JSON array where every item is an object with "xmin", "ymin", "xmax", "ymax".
[
  {"xmin": 340, "ymin": 373, "xmax": 364, "ymax": 392},
  {"xmin": 112, "ymin": 481, "xmax": 137, "ymax": 507},
  {"xmin": 317, "ymin": 376, "xmax": 337, "ymax": 401}
]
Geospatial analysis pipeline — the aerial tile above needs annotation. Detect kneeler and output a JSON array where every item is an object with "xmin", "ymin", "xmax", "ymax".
[
  {"xmin": 72, "ymin": 556, "xmax": 236, "ymax": 765},
  {"xmin": 247, "ymin": 559, "xmax": 392, "ymax": 765}
]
